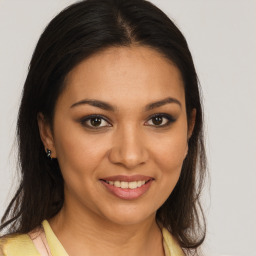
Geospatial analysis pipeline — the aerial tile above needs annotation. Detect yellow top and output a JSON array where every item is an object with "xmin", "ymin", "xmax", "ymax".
[{"xmin": 0, "ymin": 220, "xmax": 184, "ymax": 256}]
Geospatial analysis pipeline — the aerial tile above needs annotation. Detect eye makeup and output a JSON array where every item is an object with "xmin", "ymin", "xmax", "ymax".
[
  {"xmin": 79, "ymin": 112, "xmax": 176, "ymax": 130},
  {"xmin": 145, "ymin": 113, "xmax": 176, "ymax": 128},
  {"xmin": 79, "ymin": 114, "xmax": 112, "ymax": 129}
]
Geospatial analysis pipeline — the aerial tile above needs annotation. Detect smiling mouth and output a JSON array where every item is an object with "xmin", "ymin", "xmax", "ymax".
[
  {"xmin": 101, "ymin": 180, "xmax": 151, "ymax": 189},
  {"xmin": 99, "ymin": 175, "xmax": 154, "ymax": 200}
]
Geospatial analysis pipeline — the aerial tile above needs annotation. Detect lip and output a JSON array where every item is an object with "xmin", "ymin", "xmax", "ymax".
[{"xmin": 100, "ymin": 175, "xmax": 154, "ymax": 200}]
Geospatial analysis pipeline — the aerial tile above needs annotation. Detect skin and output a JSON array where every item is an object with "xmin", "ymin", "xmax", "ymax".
[{"xmin": 38, "ymin": 45, "xmax": 195, "ymax": 256}]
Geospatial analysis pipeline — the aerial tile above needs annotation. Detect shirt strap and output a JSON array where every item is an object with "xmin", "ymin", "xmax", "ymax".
[{"xmin": 28, "ymin": 226, "xmax": 52, "ymax": 256}]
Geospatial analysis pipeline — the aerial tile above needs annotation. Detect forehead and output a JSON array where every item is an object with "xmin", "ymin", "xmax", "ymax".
[{"xmin": 60, "ymin": 46, "xmax": 185, "ymax": 109}]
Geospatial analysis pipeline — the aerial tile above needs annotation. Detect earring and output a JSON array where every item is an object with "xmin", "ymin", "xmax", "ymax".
[{"xmin": 46, "ymin": 149, "xmax": 52, "ymax": 159}]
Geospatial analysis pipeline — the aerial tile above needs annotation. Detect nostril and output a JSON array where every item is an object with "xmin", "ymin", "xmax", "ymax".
[{"xmin": 108, "ymin": 150, "xmax": 147, "ymax": 169}]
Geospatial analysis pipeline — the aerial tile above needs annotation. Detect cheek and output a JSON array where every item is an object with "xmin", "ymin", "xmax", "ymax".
[
  {"xmin": 149, "ymin": 132, "xmax": 187, "ymax": 208},
  {"xmin": 148, "ymin": 122, "xmax": 188, "ymax": 196},
  {"xmin": 150, "ymin": 131, "xmax": 188, "ymax": 172},
  {"xmin": 154, "ymin": 140, "xmax": 186, "ymax": 187},
  {"xmin": 53, "ymin": 122, "xmax": 107, "ymax": 180}
]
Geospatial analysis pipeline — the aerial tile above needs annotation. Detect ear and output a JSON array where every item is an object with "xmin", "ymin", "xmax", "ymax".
[
  {"xmin": 187, "ymin": 108, "xmax": 196, "ymax": 140},
  {"xmin": 37, "ymin": 112, "xmax": 56, "ymax": 158}
]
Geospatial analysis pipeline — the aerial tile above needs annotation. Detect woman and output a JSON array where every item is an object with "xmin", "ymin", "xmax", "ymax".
[{"xmin": 0, "ymin": 0, "xmax": 206, "ymax": 255}]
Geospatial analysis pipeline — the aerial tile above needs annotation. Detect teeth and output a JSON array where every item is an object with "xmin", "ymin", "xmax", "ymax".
[
  {"xmin": 128, "ymin": 181, "xmax": 137, "ymax": 189},
  {"xmin": 114, "ymin": 181, "xmax": 121, "ymax": 187},
  {"xmin": 106, "ymin": 180, "xmax": 148, "ymax": 189},
  {"xmin": 121, "ymin": 181, "xmax": 128, "ymax": 189}
]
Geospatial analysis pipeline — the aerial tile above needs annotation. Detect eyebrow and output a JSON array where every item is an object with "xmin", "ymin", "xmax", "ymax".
[
  {"xmin": 70, "ymin": 97, "xmax": 181, "ymax": 111},
  {"xmin": 145, "ymin": 97, "xmax": 181, "ymax": 111}
]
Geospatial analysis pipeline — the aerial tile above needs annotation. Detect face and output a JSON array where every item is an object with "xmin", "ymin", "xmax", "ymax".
[{"xmin": 39, "ymin": 46, "xmax": 194, "ymax": 226}]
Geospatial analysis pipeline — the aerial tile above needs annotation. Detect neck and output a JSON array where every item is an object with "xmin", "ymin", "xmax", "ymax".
[{"xmin": 49, "ymin": 202, "xmax": 164, "ymax": 256}]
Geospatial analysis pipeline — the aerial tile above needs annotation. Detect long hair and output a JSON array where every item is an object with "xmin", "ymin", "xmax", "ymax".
[{"xmin": 1, "ymin": 0, "xmax": 207, "ymax": 254}]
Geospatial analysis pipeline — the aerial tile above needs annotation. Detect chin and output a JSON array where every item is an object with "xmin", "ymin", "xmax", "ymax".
[{"xmin": 99, "ymin": 204, "xmax": 157, "ymax": 227}]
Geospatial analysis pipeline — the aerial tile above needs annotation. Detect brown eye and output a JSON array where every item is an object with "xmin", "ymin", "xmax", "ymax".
[
  {"xmin": 146, "ymin": 114, "xmax": 175, "ymax": 127},
  {"xmin": 90, "ymin": 117, "xmax": 102, "ymax": 127},
  {"xmin": 152, "ymin": 116, "xmax": 163, "ymax": 125},
  {"xmin": 80, "ymin": 115, "xmax": 111, "ymax": 129}
]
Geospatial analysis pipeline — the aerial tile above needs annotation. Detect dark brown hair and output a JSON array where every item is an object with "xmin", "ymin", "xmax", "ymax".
[{"xmin": 1, "ymin": 0, "xmax": 207, "ymax": 254}]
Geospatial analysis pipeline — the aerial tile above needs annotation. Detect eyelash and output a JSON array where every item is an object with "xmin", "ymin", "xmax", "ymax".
[{"xmin": 80, "ymin": 113, "xmax": 176, "ymax": 129}]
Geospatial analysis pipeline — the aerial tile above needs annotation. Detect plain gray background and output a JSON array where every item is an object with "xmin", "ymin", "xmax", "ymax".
[{"xmin": 0, "ymin": 1, "xmax": 255, "ymax": 255}]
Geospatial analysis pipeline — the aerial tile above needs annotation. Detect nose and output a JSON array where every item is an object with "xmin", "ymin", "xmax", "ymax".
[{"xmin": 108, "ymin": 124, "xmax": 149, "ymax": 169}]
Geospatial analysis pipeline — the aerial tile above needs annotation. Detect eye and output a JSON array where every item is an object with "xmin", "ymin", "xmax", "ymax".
[
  {"xmin": 80, "ymin": 115, "xmax": 111, "ymax": 129},
  {"xmin": 145, "ymin": 113, "xmax": 175, "ymax": 127}
]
